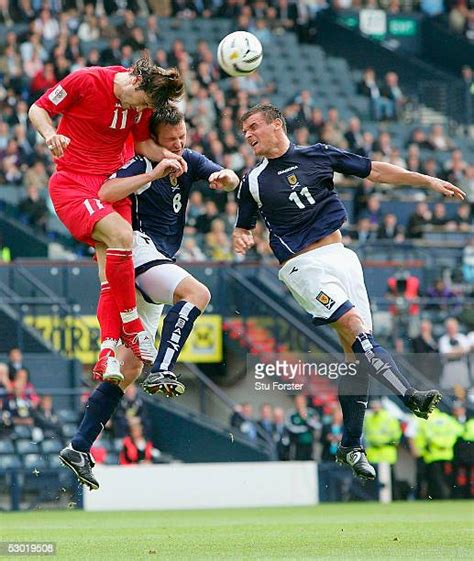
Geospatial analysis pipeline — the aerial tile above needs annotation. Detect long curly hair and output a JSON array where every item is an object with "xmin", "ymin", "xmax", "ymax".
[{"xmin": 130, "ymin": 55, "xmax": 184, "ymax": 108}]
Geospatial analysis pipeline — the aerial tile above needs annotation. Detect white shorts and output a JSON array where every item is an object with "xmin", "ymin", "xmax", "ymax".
[
  {"xmin": 133, "ymin": 231, "xmax": 191, "ymax": 340},
  {"xmin": 278, "ymin": 243, "xmax": 372, "ymax": 331}
]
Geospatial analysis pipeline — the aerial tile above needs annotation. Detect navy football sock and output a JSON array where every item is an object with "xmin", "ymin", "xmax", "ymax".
[
  {"xmin": 71, "ymin": 382, "xmax": 124, "ymax": 453},
  {"xmin": 152, "ymin": 301, "xmax": 201, "ymax": 373},
  {"xmin": 338, "ymin": 367, "xmax": 370, "ymax": 448},
  {"xmin": 352, "ymin": 333, "xmax": 414, "ymax": 400}
]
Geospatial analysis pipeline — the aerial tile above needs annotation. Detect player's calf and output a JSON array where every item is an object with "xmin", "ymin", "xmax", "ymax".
[{"xmin": 142, "ymin": 300, "xmax": 202, "ymax": 397}]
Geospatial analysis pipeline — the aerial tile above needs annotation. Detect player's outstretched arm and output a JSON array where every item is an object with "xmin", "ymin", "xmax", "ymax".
[
  {"xmin": 135, "ymin": 139, "xmax": 188, "ymax": 176},
  {"xmin": 99, "ymin": 159, "xmax": 182, "ymax": 203},
  {"xmin": 232, "ymin": 228, "xmax": 255, "ymax": 255},
  {"xmin": 208, "ymin": 169, "xmax": 239, "ymax": 192},
  {"xmin": 368, "ymin": 161, "xmax": 466, "ymax": 200},
  {"xmin": 28, "ymin": 104, "xmax": 70, "ymax": 158}
]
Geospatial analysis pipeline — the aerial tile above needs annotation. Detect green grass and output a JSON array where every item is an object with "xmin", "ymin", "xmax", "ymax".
[{"xmin": 0, "ymin": 501, "xmax": 473, "ymax": 561}]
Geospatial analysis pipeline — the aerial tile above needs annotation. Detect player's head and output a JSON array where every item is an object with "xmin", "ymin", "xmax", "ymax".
[
  {"xmin": 240, "ymin": 104, "xmax": 288, "ymax": 157},
  {"xmin": 150, "ymin": 105, "xmax": 186, "ymax": 155},
  {"xmin": 121, "ymin": 55, "xmax": 184, "ymax": 111}
]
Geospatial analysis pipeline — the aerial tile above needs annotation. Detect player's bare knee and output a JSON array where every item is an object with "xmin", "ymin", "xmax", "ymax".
[
  {"xmin": 174, "ymin": 279, "xmax": 211, "ymax": 311},
  {"xmin": 334, "ymin": 308, "xmax": 367, "ymax": 343},
  {"xmin": 109, "ymin": 226, "xmax": 133, "ymax": 249}
]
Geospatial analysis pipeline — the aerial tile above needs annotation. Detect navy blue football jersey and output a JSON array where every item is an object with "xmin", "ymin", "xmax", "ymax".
[
  {"xmin": 236, "ymin": 143, "xmax": 371, "ymax": 263},
  {"xmin": 113, "ymin": 149, "xmax": 222, "ymax": 258}
]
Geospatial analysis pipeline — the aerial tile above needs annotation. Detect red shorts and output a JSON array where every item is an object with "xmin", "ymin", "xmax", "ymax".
[{"xmin": 49, "ymin": 170, "xmax": 131, "ymax": 246}]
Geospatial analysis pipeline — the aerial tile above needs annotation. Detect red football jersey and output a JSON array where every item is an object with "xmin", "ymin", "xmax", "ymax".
[{"xmin": 35, "ymin": 66, "xmax": 153, "ymax": 175}]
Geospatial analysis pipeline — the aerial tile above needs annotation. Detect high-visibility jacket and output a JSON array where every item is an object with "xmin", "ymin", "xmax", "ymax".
[
  {"xmin": 414, "ymin": 410, "xmax": 463, "ymax": 464},
  {"xmin": 364, "ymin": 409, "xmax": 402, "ymax": 464},
  {"xmin": 462, "ymin": 419, "xmax": 474, "ymax": 442}
]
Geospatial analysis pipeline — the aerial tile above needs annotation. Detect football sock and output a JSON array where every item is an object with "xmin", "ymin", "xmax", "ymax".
[
  {"xmin": 71, "ymin": 382, "xmax": 124, "ymax": 453},
  {"xmin": 105, "ymin": 248, "xmax": 143, "ymax": 334},
  {"xmin": 152, "ymin": 301, "xmax": 201, "ymax": 373},
  {"xmin": 352, "ymin": 333, "xmax": 414, "ymax": 401},
  {"xmin": 338, "ymin": 367, "xmax": 369, "ymax": 448},
  {"xmin": 97, "ymin": 281, "xmax": 121, "ymax": 357}
]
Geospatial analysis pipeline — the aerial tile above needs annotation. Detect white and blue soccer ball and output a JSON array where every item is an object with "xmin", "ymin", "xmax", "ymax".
[{"xmin": 217, "ymin": 31, "xmax": 263, "ymax": 77}]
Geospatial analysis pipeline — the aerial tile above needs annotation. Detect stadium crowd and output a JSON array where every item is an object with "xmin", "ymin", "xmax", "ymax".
[
  {"xmin": 0, "ymin": 348, "xmax": 175, "ymax": 468},
  {"xmin": 230, "ymin": 382, "xmax": 474, "ymax": 500},
  {"xmin": 0, "ymin": 0, "xmax": 472, "ymax": 263}
]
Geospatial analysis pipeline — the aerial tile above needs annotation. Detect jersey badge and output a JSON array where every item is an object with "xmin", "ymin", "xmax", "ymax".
[
  {"xmin": 316, "ymin": 291, "xmax": 335, "ymax": 310},
  {"xmin": 170, "ymin": 176, "xmax": 179, "ymax": 189},
  {"xmin": 48, "ymin": 85, "xmax": 67, "ymax": 106},
  {"xmin": 287, "ymin": 174, "xmax": 300, "ymax": 189}
]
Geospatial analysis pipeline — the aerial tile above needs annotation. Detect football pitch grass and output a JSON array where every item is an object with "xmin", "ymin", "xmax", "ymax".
[{"xmin": 1, "ymin": 501, "xmax": 473, "ymax": 561}]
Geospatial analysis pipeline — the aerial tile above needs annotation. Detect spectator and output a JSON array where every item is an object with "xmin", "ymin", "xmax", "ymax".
[
  {"xmin": 5, "ymin": 371, "xmax": 37, "ymax": 426},
  {"xmin": 413, "ymin": 409, "xmax": 462, "ymax": 500},
  {"xmin": 430, "ymin": 202, "xmax": 451, "ymax": 228},
  {"xmin": 425, "ymin": 279, "xmax": 458, "ymax": 312},
  {"xmin": 363, "ymin": 194, "xmax": 384, "ymax": 228},
  {"xmin": 377, "ymin": 213, "xmax": 404, "ymax": 242},
  {"xmin": 357, "ymin": 67, "xmax": 393, "ymax": 121},
  {"xmin": 286, "ymin": 395, "xmax": 320, "ymax": 461},
  {"xmin": 0, "ymin": 362, "xmax": 12, "ymax": 401},
  {"xmin": 113, "ymin": 384, "xmax": 150, "ymax": 438},
  {"xmin": 195, "ymin": 200, "xmax": 219, "ymax": 234},
  {"xmin": 407, "ymin": 128, "xmax": 434, "ymax": 150},
  {"xmin": 439, "ymin": 318, "xmax": 471, "ymax": 390},
  {"xmin": 7, "ymin": 347, "xmax": 24, "ymax": 380},
  {"xmin": 351, "ymin": 217, "xmax": 377, "ymax": 244},
  {"xmin": 119, "ymin": 417, "xmax": 158, "ymax": 465},
  {"xmin": 205, "ymin": 219, "xmax": 233, "ymax": 261},
  {"xmin": 406, "ymin": 202, "xmax": 432, "ymax": 239},
  {"xmin": 273, "ymin": 406, "xmax": 290, "ymax": 461},
  {"xmin": 18, "ymin": 185, "xmax": 49, "ymax": 233},
  {"xmin": 320, "ymin": 405, "xmax": 343, "ymax": 462},
  {"xmin": 230, "ymin": 402, "xmax": 258, "ymax": 441},
  {"xmin": 13, "ymin": 367, "xmax": 40, "ymax": 407},
  {"xmin": 428, "ymin": 124, "xmax": 456, "ymax": 152},
  {"xmin": 462, "ymin": 237, "xmax": 474, "ymax": 283},
  {"xmin": 257, "ymin": 402, "xmax": 274, "ymax": 443},
  {"xmin": 177, "ymin": 236, "xmax": 207, "ymax": 261},
  {"xmin": 33, "ymin": 394, "xmax": 61, "ymax": 437},
  {"xmin": 364, "ymin": 399, "xmax": 402, "ymax": 494},
  {"xmin": 381, "ymin": 71, "xmax": 406, "ymax": 120},
  {"xmin": 344, "ymin": 116, "xmax": 365, "ymax": 155},
  {"xmin": 412, "ymin": 319, "xmax": 438, "ymax": 354}
]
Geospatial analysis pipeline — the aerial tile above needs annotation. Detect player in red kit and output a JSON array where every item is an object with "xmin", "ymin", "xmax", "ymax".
[{"xmin": 28, "ymin": 57, "xmax": 185, "ymax": 388}]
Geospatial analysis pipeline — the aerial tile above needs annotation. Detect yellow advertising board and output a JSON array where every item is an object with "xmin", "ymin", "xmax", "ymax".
[{"xmin": 24, "ymin": 314, "xmax": 223, "ymax": 364}]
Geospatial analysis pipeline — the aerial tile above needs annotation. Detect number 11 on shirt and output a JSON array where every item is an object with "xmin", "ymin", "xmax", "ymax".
[{"xmin": 289, "ymin": 186, "xmax": 316, "ymax": 209}]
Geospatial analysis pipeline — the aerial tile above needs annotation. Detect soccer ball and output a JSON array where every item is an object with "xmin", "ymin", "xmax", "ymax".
[{"xmin": 217, "ymin": 31, "xmax": 263, "ymax": 77}]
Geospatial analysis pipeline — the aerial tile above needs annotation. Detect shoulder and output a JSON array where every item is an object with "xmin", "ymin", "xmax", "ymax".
[{"xmin": 114, "ymin": 155, "xmax": 151, "ymax": 178}]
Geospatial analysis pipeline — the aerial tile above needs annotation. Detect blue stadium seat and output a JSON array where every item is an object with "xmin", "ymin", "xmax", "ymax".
[
  {"xmin": 62, "ymin": 424, "xmax": 78, "ymax": 439},
  {"xmin": 23, "ymin": 454, "xmax": 48, "ymax": 470},
  {"xmin": 0, "ymin": 440, "xmax": 14, "ymax": 454},
  {"xmin": 0, "ymin": 455, "xmax": 22, "ymax": 469},
  {"xmin": 57, "ymin": 409, "xmax": 78, "ymax": 424},
  {"xmin": 16, "ymin": 440, "xmax": 40, "ymax": 455},
  {"xmin": 47, "ymin": 454, "xmax": 62, "ymax": 468},
  {"xmin": 41, "ymin": 439, "xmax": 63, "ymax": 455},
  {"xmin": 13, "ymin": 425, "xmax": 33, "ymax": 439}
]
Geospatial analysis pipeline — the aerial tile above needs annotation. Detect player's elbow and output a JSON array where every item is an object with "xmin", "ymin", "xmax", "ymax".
[{"xmin": 98, "ymin": 184, "xmax": 116, "ymax": 203}]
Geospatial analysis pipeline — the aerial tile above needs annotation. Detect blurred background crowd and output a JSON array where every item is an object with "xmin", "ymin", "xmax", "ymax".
[{"xmin": 0, "ymin": 0, "xmax": 473, "ymax": 502}]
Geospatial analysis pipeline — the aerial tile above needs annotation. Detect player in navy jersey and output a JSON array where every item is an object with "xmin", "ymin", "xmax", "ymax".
[
  {"xmin": 102, "ymin": 107, "xmax": 237, "ymax": 398},
  {"xmin": 59, "ymin": 106, "xmax": 239, "ymax": 490},
  {"xmin": 233, "ymin": 104, "xmax": 466, "ymax": 480}
]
